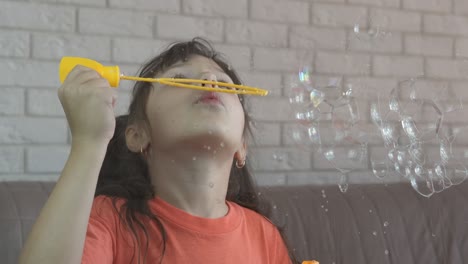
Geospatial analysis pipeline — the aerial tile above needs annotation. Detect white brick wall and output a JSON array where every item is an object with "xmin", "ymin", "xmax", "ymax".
[
  {"xmin": 226, "ymin": 20, "xmax": 288, "ymax": 47},
  {"xmin": 251, "ymin": 0, "xmax": 309, "ymax": 24},
  {"xmin": 370, "ymin": 8, "xmax": 421, "ymax": 32},
  {"xmin": 0, "ymin": 30, "xmax": 29, "ymax": 58},
  {"xmin": 0, "ymin": 147, "xmax": 23, "ymax": 173},
  {"xmin": 31, "ymin": 0, "xmax": 106, "ymax": 7},
  {"xmin": 27, "ymin": 89, "xmax": 65, "ymax": 116},
  {"xmin": 454, "ymin": 0, "xmax": 468, "ymax": 15},
  {"xmin": 0, "ymin": 118, "xmax": 68, "ymax": 144},
  {"xmin": 0, "ymin": 60, "xmax": 59, "ymax": 87},
  {"xmin": 0, "ymin": 88, "xmax": 24, "ymax": 115},
  {"xmin": 109, "ymin": 0, "xmax": 179, "ymax": 12},
  {"xmin": 33, "ymin": 33, "xmax": 111, "ymax": 61},
  {"xmin": 183, "ymin": 0, "xmax": 247, "ymax": 18},
  {"xmin": 0, "ymin": 2, "xmax": 75, "ymax": 32},
  {"xmin": 157, "ymin": 15, "xmax": 224, "ymax": 41},
  {"xmin": 0, "ymin": 0, "xmax": 466, "ymax": 187},
  {"xmin": 79, "ymin": 8, "xmax": 154, "ymax": 37},
  {"xmin": 112, "ymin": 38, "xmax": 168, "ymax": 64},
  {"xmin": 403, "ymin": 0, "xmax": 451, "ymax": 13},
  {"xmin": 424, "ymin": 14, "xmax": 468, "ymax": 36},
  {"xmin": 404, "ymin": 35, "xmax": 453, "ymax": 57},
  {"xmin": 289, "ymin": 26, "xmax": 346, "ymax": 50},
  {"xmin": 373, "ymin": 55, "xmax": 424, "ymax": 77},
  {"xmin": 312, "ymin": 4, "xmax": 367, "ymax": 28},
  {"xmin": 26, "ymin": 146, "xmax": 70, "ymax": 173}
]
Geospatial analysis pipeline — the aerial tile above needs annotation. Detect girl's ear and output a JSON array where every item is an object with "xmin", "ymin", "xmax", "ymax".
[
  {"xmin": 234, "ymin": 142, "xmax": 247, "ymax": 161},
  {"xmin": 125, "ymin": 123, "xmax": 151, "ymax": 153}
]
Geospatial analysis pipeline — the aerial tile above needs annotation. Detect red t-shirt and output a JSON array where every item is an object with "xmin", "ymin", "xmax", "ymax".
[{"xmin": 82, "ymin": 195, "xmax": 292, "ymax": 263}]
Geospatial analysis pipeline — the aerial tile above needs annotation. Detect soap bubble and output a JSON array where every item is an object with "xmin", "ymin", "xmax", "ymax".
[
  {"xmin": 371, "ymin": 77, "xmax": 467, "ymax": 196},
  {"xmin": 352, "ymin": 12, "xmax": 391, "ymax": 46},
  {"xmin": 289, "ymin": 66, "xmax": 369, "ymax": 188}
]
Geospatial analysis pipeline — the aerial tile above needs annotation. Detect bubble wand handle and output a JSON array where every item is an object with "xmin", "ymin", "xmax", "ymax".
[
  {"xmin": 59, "ymin": 57, "xmax": 268, "ymax": 96},
  {"xmin": 59, "ymin": 57, "xmax": 121, "ymax": 87}
]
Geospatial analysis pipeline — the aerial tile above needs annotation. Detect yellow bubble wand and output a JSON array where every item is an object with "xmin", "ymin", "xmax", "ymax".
[{"xmin": 59, "ymin": 57, "xmax": 268, "ymax": 96}]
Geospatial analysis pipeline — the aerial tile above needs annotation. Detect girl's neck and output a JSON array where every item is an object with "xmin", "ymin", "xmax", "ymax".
[{"xmin": 148, "ymin": 150, "xmax": 231, "ymax": 218}]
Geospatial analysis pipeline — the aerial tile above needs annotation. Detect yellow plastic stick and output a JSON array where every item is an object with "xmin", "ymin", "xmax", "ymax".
[
  {"xmin": 59, "ymin": 57, "xmax": 268, "ymax": 96},
  {"xmin": 302, "ymin": 261, "xmax": 319, "ymax": 264},
  {"xmin": 121, "ymin": 76, "xmax": 267, "ymax": 95}
]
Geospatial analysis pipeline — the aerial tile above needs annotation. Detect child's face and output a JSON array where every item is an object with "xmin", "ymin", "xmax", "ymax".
[{"xmin": 144, "ymin": 55, "xmax": 245, "ymax": 153}]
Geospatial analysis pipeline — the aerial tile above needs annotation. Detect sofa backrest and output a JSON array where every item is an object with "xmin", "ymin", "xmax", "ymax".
[
  {"xmin": 1, "ymin": 181, "xmax": 467, "ymax": 264},
  {"xmin": 263, "ymin": 182, "xmax": 468, "ymax": 264}
]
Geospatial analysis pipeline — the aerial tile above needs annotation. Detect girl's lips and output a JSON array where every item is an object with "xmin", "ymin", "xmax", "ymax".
[
  {"xmin": 196, "ymin": 92, "xmax": 224, "ymax": 106},
  {"xmin": 198, "ymin": 98, "xmax": 222, "ymax": 104}
]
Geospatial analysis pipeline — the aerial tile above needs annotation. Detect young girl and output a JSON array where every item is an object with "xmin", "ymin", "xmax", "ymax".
[{"xmin": 19, "ymin": 38, "xmax": 299, "ymax": 264}]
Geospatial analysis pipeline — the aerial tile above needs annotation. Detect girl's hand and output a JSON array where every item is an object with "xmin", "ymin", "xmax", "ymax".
[{"xmin": 58, "ymin": 65, "xmax": 118, "ymax": 144}]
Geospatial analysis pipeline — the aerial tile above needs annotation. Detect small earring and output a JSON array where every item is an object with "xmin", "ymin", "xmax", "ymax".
[
  {"xmin": 140, "ymin": 146, "xmax": 143, "ymax": 153},
  {"xmin": 236, "ymin": 159, "xmax": 246, "ymax": 169}
]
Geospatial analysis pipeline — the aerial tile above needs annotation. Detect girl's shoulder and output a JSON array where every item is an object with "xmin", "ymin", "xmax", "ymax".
[{"xmin": 231, "ymin": 202, "xmax": 278, "ymax": 231}]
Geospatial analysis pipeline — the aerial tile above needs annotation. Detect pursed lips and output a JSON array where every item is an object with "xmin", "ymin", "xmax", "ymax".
[{"xmin": 196, "ymin": 92, "xmax": 224, "ymax": 106}]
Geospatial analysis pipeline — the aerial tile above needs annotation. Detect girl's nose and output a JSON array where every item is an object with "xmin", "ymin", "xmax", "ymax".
[{"xmin": 200, "ymin": 73, "xmax": 218, "ymax": 88}]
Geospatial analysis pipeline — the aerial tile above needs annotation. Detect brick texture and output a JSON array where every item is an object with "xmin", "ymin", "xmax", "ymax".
[
  {"xmin": 27, "ymin": 89, "xmax": 65, "ymax": 117},
  {"xmin": 404, "ymin": 35, "xmax": 453, "ymax": 57},
  {"xmin": 0, "ymin": 0, "xmax": 467, "ymax": 186},
  {"xmin": 31, "ymin": 0, "xmax": 106, "ymax": 6},
  {"xmin": 312, "ymin": 4, "xmax": 367, "ymax": 28},
  {"xmin": 109, "ymin": 0, "xmax": 179, "ymax": 12},
  {"xmin": 0, "ymin": 2, "xmax": 75, "ymax": 32},
  {"xmin": 454, "ymin": 0, "xmax": 468, "ymax": 15},
  {"xmin": 373, "ymin": 55, "xmax": 424, "ymax": 77},
  {"xmin": 33, "ymin": 33, "xmax": 111, "ymax": 61},
  {"xmin": 316, "ymin": 52, "xmax": 371, "ymax": 75},
  {"xmin": 424, "ymin": 15, "xmax": 468, "ymax": 36},
  {"xmin": 370, "ymin": 8, "xmax": 421, "ymax": 33},
  {"xmin": 226, "ymin": 20, "xmax": 287, "ymax": 47},
  {"xmin": 0, "ymin": 88, "xmax": 24, "ymax": 115},
  {"xmin": 112, "ymin": 38, "xmax": 168, "ymax": 64},
  {"xmin": 0, "ymin": 30, "xmax": 29, "ymax": 58},
  {"xmin": 79, "ymin": 8, "xmax": 153, "ymax": 37},
  {"xmin": 253, "ymin": 48, "xmax": 308, "ymax": 71},
  {"xmin": 0, "ymin": 118, "xmax": 67, "ymax": 144},
  {"xmin": 26, "ymin": 146, "xmax": 70, "ymax": 173},
  {"xmin": 349, "ymin": 0, "xmax": 399, "ymax": 7},
  {"xmin": 251, "ymin": 0, "xmax": 309, "ymax": 24},
  {"xmin": 157, "ymin": 15, "xmax": 224, "ymax": 42},
  {"xmin": 290, "ymin": 26, "xmax": 346, "ymax": 51},
  {"xmin": 0, "ymin": 60, "xmax": 60, "ymax": 87},
  {"xmin": 403, "ymin": 0, "xmax": 451, "ymax": 13},
  {"xmin": 183, "ymin": 0, "xmax": 247, "ymax": 18},
  {"xmin": 0, "ymin": 147, "xmax": 23, "ymax": 173}
]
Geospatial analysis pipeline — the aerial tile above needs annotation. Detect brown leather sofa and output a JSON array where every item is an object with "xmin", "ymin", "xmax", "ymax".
[{"xmin": 1, "ymin": 181, "xmax": 467, "ymax": 264}]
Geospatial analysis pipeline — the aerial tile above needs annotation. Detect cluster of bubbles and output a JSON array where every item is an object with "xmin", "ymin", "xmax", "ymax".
[
  {"xmin": 289, "ymin": 68, "xmax": 368, "ymax": 193},
  {"xmin": 288, "ymin": 18, "xmax": 468, "ymax": 196},
  {"xmin": 370, "ymin": 77, "xmax": 468, "ymax": 197}
]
